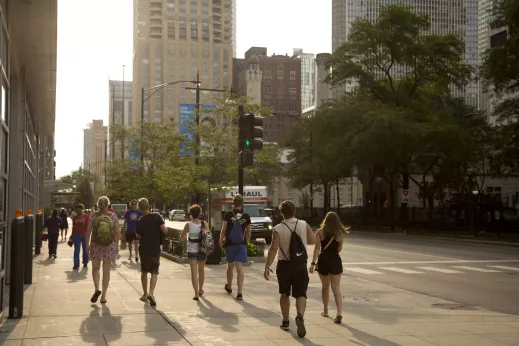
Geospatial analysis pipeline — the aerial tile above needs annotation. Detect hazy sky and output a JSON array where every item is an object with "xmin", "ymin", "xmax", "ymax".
[{"xmin": 55, "ymin": 0, "xmax": 331, "ymax": 177}]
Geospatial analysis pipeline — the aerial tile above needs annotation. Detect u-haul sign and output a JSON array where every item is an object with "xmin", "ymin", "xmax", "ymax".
[{"xmin": 222, "ymin": 186, "xmax": 268, "ymax": 202}]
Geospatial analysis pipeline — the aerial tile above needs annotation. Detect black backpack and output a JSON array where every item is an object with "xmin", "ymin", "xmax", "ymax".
[{"xmin": 280, "ymin": 220, "xmax": 308, "ymax": 265}]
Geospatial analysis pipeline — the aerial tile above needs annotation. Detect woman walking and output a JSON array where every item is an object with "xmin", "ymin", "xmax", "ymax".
[
  {"xmin": 86, "ymin": 196, "xmax": 120, "ymax": 304},
  {"xmin": 59, "ymin": 208, "xmax": 69, "ymax": 241},
  {"xmin": 71, "ymin": 204, "xmax": 89, "ymax": 270},
  {"xmin": 309, "ymin": 212, "xmax": 349, "ymax": 324},
  {"xmin": 44, "ymin": 209, "xmax": 61, "ymax": 259},
  {"xmin": 181, "ymin": 205, "xmax": 207, "ymax": 300}
]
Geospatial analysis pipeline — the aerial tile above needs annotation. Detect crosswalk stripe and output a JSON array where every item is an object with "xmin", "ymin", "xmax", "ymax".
[
  {"xmin": 488, "ymin": 265, "xmax": 519, "ymax": 271},
  {"xmin": 379, "ymin": 267, "xmax": 423, "ymax": 274},
  {"xmin": 344, "ymin": 267, "xmax": 385, "ymax": 275},
  {"xmin": 451, "ymin": 266, "xmax": 501, "ymax": 273},
  {"xmin": 416, "ymin": 267, "xmax": 463, "ymax": 274}
]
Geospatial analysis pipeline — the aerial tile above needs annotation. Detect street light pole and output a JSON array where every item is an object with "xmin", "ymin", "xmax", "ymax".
[
  {"xmin": 141, "ymin": 86, "xmax": 145, "ymax": 167},
  {"xmin": 111, "ymin": 83, "xmax": 115, "ymax": 162},
  {"xmin": 122, "ymin": 65, "xmax": 125, "ymax": 159}
]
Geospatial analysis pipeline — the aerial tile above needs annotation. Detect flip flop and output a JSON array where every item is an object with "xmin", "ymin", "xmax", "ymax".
[
  {"xmin": 100, "ymin": 299, "xmax": 107, "ymax": 304},
  {"xmin": 193, "ymin": 296, "xmax": 199, "ymax": 301},
  {"xmin": 198, "ymin": 289, "xmax": 204, "ymax": 297},
  {"xmin": 90, "ymin": 290, "xmax": 102, "ymax": 303},
  {"xmin": 334, "ymin": 315, "xmax": 342, "ymax": 324},
  {"xmin": 321, "ymin": 312, "xmax": 329, "ymax": 317}
]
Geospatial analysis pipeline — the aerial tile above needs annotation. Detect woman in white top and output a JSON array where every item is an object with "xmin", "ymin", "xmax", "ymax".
[{"xmin": 181, "ymin": 204, "xmax": 207, "ymax": 300}]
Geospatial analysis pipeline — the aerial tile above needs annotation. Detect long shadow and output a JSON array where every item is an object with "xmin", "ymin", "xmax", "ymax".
[
  {"xmin": 146, "ymin": 309, "xmax": 189, "ymax": 344},
  {"xmin": 80, "ymin": 305, "xmax": 122, "ymax": 343},
  {"xmin": 35, "ymin": 257, "xmax": 56, "ymax": 267},
  {"xmin": 197, "ymin": 297, "xmax": 240, "ymax": 332},
  {"xmin": 0, "ymin": 317, "xmax": 24, "ymax": 341},
  {"xmin": 65, "ymin": 267, "xmax": 89, "ymax": 283},
  {"xmin": 337, "ymin": 324, "xmax": 401, "ymax": 346}
]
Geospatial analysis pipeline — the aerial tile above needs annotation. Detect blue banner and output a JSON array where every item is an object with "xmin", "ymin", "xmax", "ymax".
[{"xmin": 179, "ymin": 104, "xmax": 216, "ymax": 156}]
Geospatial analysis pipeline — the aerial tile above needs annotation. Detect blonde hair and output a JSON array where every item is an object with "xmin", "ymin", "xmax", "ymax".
[
  {"xmin": 320, "ymin": 211, "xmax": 350, "ymax": 241},
  {"xmin": 97, "ymin": 196, "xmax": 110, "ymax": 211},
  {"xmin": 138, "ymin": 198, "xmax": 150, "ymax": 211},
  {"xmin": 233, "ymin": 194, "xmax": 243, "ymax": 207}
]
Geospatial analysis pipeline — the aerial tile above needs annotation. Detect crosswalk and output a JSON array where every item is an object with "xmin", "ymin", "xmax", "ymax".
[{"xmin": 343, "ymin": 264, "xmax": 519, "ymax": 275}]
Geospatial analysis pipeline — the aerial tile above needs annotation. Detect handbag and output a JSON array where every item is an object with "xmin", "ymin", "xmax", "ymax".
[
  {"xmin": 315, "ymin": 236, "xmax": 334, "ymax": 269},
  {"xmin": 41, "ymin": 228, "xmax": 48, "ymax": 242}
]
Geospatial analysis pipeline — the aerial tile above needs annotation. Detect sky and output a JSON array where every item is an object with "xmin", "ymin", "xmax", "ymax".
[{"xmin": 55, "ymin": 0, "xmax": 331, "ymax": 178}]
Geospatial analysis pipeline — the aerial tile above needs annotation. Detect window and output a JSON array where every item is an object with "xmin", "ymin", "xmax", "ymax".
[
  {"xmin": 288, "ymin": 99, "xmax": 296, "ymax": 111},
  {"xmin": 276, "ymin": 87, "xmax": 284, "ymax": 94},
  {"xmin": 264, "ymin": 69, "xmax": 272, "ymax": 79},
  {"xmin": 277, "ymin": 99, "xmax": 285, "ymax": 111},
  {"xmin": 288, "ymin": 87, "xmax": 297, "ymax": 96},
  {"xmin": 277, "ymin": 69, "xmax": 284, "ymax": 79},
  {"xmin": 290, "ymin": 69, "xmax": 296, "ymax": 80}
]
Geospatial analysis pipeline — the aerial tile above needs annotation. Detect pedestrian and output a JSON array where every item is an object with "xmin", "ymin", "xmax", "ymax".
[
  {"xmin": 181, "ymin": 204, "xmax": 208, "ymax": 300},
  {"xmin": 123, "ymin": 199, "xmax": 142, "ymax": 262},
  {"xmin": 309, "ymin": 211, "xmax": 349, "ymax": 324},
  {"xmin": 136, "ymin": 198, "xmax": 167, "ymax": 306},
  {"xmin": 71, "ymin": 203, "xmax": 89, "ymax": 270},
  {"xmin": 59, "ymin": 208, "xmax": 69, "ymax": 241},
  {"xmin": 264, "ymin": 200, "xmax": 316, "ymax": 338},
  {"xmin": 44, "ymin": 209, "xmax": 61, "ymax": 259},
  {"xmin": 219, "ymin": 194, "xmax": 251, "ymax": 300},
  {"xmin": 86, "ymin": 196, "xmax": 120, "ymax": 304}
]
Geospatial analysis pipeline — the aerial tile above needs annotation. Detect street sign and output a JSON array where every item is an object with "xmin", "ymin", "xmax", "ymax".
[{"xmin": 402, "ymin": 190, "xmax": 410, "ymax": 204}]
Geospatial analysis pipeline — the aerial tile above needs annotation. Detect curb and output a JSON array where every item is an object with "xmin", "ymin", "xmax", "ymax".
[
  {"xmin": 354, "ymin": 231, "xmax": 519, "ymax": 247},
  {"xmin": 160, "ymin": 252, "xmax": 267, "ymax": 265}
]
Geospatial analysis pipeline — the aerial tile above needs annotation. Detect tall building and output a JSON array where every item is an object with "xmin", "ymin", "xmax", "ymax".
[
  {"xmin": 108, "ymin": 80, "xmax": 133, "ymax": 159},
  {"xmin": 132, "ymin": 0, "xmax": 236, "ymax": 126},
  {"xmin": 233, "ymin": 47, "xmax": 302, "ymax": 143},
  {"xmin": 331, "ymin": 0, "xmax": 479, "ymax": 107},
  {"xmin": 293, "ymin": 49, "xmax": 316, "ymax": 111},
  {"xmin": 83, "ymin": 120, "xmax": 108, "ymax": 190}
]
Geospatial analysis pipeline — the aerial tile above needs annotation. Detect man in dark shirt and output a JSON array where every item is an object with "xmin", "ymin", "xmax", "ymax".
[
  {"xmin": 219, "ymin": 194, "xmax": 251, "ymax": 300},
  {"xmin": 124, "ymin": 199, "xmax": 142, "ymax": 262},
  {"xmin": 136, "ymin": 198, "xmax": 167, "ymax": 306}
]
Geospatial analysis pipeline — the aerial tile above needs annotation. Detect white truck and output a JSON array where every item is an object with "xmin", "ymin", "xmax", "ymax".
[{"xmin": 209, "ymin": 186, "xmax": 274, "ymax": 244}]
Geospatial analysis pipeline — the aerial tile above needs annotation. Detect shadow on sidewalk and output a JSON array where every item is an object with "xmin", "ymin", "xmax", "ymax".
[
  {"xmin": 339, "ymin": 324, "xmax": 400, "ymax": 346},
  {"xmin": 79, "ymin": 305, "xmax": 122, "ymax": 343},
  {"xmin": 197, "ymin": 297, "xmax": 240, "ymax": 332},
  {"xmin": 65, "ymin": 267, "xmax": 89, "ymax": 283},
  {"xmin": 35, "ymin": 257, "xmax": 56, "ymax": 266}
]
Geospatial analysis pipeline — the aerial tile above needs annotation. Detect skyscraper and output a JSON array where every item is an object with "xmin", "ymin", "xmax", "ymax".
[
  {"xmin": 108, "ymin": 80, "xmax": 133, "ymax": 160},
  {"xmin": 332, "ymin": 0, "xmax": 479, "ymax": 107},
  {"xmin": 83, "ymin": 120, "xmax": 108, "ymax": 190},
  {"xmin": 133, "ymin": 0, "xmax": 236, "ymax": 126}
]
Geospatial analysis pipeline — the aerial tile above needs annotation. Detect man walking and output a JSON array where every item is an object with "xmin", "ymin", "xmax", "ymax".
[
  {"xmin": 219, "ymin": 194, "xmax": 251, "ymax": 300},
  {"xmin": 124, "ymin": 199, "xmax": 142, "ymax": 262},
  {"xmin": 136, "ymin": 198, "xmax": 168, "ymax": 306},
  {"xmin": 264, "ymin": 200, "xmax": 316, "ymax": 338},
  {"xmin": 71, "ymin": 204, "xmax": 89, "ymax": 269}
]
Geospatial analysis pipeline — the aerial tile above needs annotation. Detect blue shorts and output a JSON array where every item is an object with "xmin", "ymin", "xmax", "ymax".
[{"xmin": 226, "ymin": 244, "xmax": 247, "ymax": 263}]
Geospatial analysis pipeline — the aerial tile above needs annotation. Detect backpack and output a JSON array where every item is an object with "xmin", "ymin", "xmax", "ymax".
[
  {"xmin": 199, "ymin": 221, "xmax": 215, "ymax": 255},
  {"xmin": 93, "ymin": 212, "xmax": 114, "ymax": 245},
  {"xmin": 228, "ymin": 211, "xmax": 245, "ymax": 245},
  {"xmin": 280, "ymin": 220, "xmax": 308, "ymax": 265}
]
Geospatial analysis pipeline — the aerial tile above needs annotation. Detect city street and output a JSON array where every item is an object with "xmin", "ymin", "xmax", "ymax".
[{"xmin": 166, "ymin": 220, "xmax": 519, "ymax": 315}]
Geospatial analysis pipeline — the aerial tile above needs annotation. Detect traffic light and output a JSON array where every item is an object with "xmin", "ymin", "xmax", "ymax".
[{"xmin": 237, "ymin": 105, "xmax": 264, "ymax": 167}]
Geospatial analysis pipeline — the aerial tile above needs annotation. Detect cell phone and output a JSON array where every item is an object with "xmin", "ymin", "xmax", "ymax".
[{"xmin": 115, "ymin": 253, "xmax": 121, "ymax": 260}]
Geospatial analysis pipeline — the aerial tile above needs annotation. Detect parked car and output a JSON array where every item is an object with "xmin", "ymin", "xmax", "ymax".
[{"xmin": 169, "ymin": 209, "xmax": 185, "ymax": 221}]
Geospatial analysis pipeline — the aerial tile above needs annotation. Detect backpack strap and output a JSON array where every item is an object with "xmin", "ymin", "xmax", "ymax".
[
  {"xmin": 279, "ymin": 220, "xmax": 299, "ymax": 261},
  {"xmin": 319, "ymin": 236, "xmax": 334, "ymax": 255}
]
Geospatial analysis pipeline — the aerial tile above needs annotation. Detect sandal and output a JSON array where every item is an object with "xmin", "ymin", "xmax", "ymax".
[
  {"xmin": 224, "ymin": 284, "xmax": 232, "ymax": 294},
  {"xmin": 90, "ymin": 290, "xmax": 102, "ymax": 303},
  {"xmin": 100, "ymin": 299, "xmax": 107, "ymax": 304},
  {"xmin": 193, "ymin": 296, "xmax": 199, "ymax": 301},
  {"xmin": 321, "ymin": 312, "xmax": 329, "ymax": 317},
  {"xmin": 334, "ymin": 315, "xmax": 342, "ymax": 324},
  {"xmin": 198, "ymin": 289, "xmax": 204, "ymax": 297}
]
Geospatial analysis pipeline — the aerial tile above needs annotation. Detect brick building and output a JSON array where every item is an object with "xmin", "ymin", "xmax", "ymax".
[{"xmin": 233, "ymin": 47, "xmax": 301, "ymax": 144}]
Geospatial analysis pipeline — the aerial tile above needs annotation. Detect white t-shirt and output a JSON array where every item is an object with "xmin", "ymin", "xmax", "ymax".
[
  {"xmin": 273, "ymin": 218, "xmax": 308, "ymax": 261},
  {"xmin": 187, "ymin": 221, "xmax": 203, "ymax": 253}
]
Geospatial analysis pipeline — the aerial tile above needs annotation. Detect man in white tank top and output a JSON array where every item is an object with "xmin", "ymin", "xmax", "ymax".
[{"xmin": 264, "ymin": 200, "xmax": 316, "ymax": 338}]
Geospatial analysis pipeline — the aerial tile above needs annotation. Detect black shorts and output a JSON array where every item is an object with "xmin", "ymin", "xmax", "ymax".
[
  {"xmin": 139, "ymin": 252, "xmax": 160, "ymax": 274},
  {"xmin": 316, "ymin": 254, "xmax": 343, "ymax": 276},
  {"xmin": 276, "ymin": 260, "xmax": 309, "ymax": 299},
  {"xmin": 126, "ymin": 233, "xmax": 137, "ymax": 243}
]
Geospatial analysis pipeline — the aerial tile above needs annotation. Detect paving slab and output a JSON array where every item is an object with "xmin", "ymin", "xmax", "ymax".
[{"xmin": 0, "ymin": 241, "xmax": 517, "ymax": 346}]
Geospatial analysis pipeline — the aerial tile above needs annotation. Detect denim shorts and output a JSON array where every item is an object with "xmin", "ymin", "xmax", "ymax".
[
  {"xmin": 187, "ymin": 252, "xmax": 207, "ymax": 262},
  {"xmin": 225, "ymin": 244, "xmax": 247, "ymax": 263}
]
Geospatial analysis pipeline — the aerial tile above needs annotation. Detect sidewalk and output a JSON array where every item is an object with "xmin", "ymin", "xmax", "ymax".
[{"xmin": 0, "ymin": 242, "xmax": 518, "ymax": 345}]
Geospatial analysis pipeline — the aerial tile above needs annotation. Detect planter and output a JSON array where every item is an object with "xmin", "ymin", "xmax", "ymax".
[{"xmin": 160, "ymin": 252, "xmax": 187, "ymax": 264}]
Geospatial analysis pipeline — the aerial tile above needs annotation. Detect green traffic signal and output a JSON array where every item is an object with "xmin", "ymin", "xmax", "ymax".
[{"xmin": 245, "ymin": 139, "xmax": 250, "ymax": 146}]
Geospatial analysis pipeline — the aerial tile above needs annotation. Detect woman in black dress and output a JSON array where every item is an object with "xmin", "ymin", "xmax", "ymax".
[
  {"xmin": 309, "ymin": 212, "xmax": 349, "ymax": 324},
  {"xmin": 59, "ymin": 208, "xmax": 69, "ymax": 241}
]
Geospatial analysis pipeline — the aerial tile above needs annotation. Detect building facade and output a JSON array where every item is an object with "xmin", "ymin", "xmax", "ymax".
[
  {"xmin": 292, "ymin": 49, "xmax": 316, "ymax": 111},
  {"xmin": 83, "ymin": 120, "xmax": 108, "ymax": 191},
  {"xmin": 132, "ymin": 0, "xmax": 236, "ymax": 126},
  {"xmin": 234, "ymin": 47, "xmax": 302, "ymax": 143},
  {"xmin": 1, "ymin": 0, "xmax": 57, "ymax": 315},
  {"xmin": 331, "ymin": 0, "xmax": 479, "ymax": 108},
  {"xmin": 108, "ymin": 80, "xmax": 133, "ymax": 159}
]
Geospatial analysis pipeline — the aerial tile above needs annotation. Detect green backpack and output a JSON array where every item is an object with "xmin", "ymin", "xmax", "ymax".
[{"xmin": 93, "ymin": 212, "xmax": 114, "ymax": 245}]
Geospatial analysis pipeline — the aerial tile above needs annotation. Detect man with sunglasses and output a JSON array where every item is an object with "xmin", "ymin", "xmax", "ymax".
[{"xmin": 123, "ymin": 199, "xmax": 142, "ymax": 261}]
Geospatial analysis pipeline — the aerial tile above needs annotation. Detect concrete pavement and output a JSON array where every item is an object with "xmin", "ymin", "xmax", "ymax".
[{"xmin": 0, "ymin": 240, "xmax": 518, "ymax": 345}]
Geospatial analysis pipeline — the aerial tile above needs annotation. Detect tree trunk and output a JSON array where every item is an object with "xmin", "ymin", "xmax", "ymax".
[
  {"xmin": 401, "ymin": 169, "xmax": 409, "ymax": 229},
  {"xmin": 323, "ymin": 180, "xmax": 329, "ymax": 217},
  {"xmin": 336, "ymin": 178, "xmax": 341, "ymax": 213}
]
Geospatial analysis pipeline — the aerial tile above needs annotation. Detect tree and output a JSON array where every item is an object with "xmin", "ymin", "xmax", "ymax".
[
  {"xmin": 74, "ymin": 176, "xmax": 94, "ymax": 208},
  {"xmin": 323, "ymin": 5, "xmax": 473, "ymax": 222}
]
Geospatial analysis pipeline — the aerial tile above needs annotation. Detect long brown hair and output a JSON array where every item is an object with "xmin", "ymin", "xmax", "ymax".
[{"xmin": 320, "ymin": 212, "xmax": 350, "ymax": 241}]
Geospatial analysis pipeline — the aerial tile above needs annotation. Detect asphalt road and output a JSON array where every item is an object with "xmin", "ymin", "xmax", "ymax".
[{"xmin": 165, "ymin": 220, "xmax": 519, "ymax": 315}]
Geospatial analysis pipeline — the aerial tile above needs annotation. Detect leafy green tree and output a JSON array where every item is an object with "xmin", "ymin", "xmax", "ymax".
[{"xmin": 74, "ymin": 176, "xmax": 94, "ymax": 208}]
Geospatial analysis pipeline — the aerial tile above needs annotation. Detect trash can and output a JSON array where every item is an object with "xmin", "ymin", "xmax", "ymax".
[{"xmin": 206, "ymin": 230, "xmax": 222, "ymax": 265}]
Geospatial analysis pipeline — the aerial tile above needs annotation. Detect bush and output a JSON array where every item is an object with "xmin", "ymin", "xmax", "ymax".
[{"xmin": 220, "ymin": 242, "xmax": 264, "ymax": 257}]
